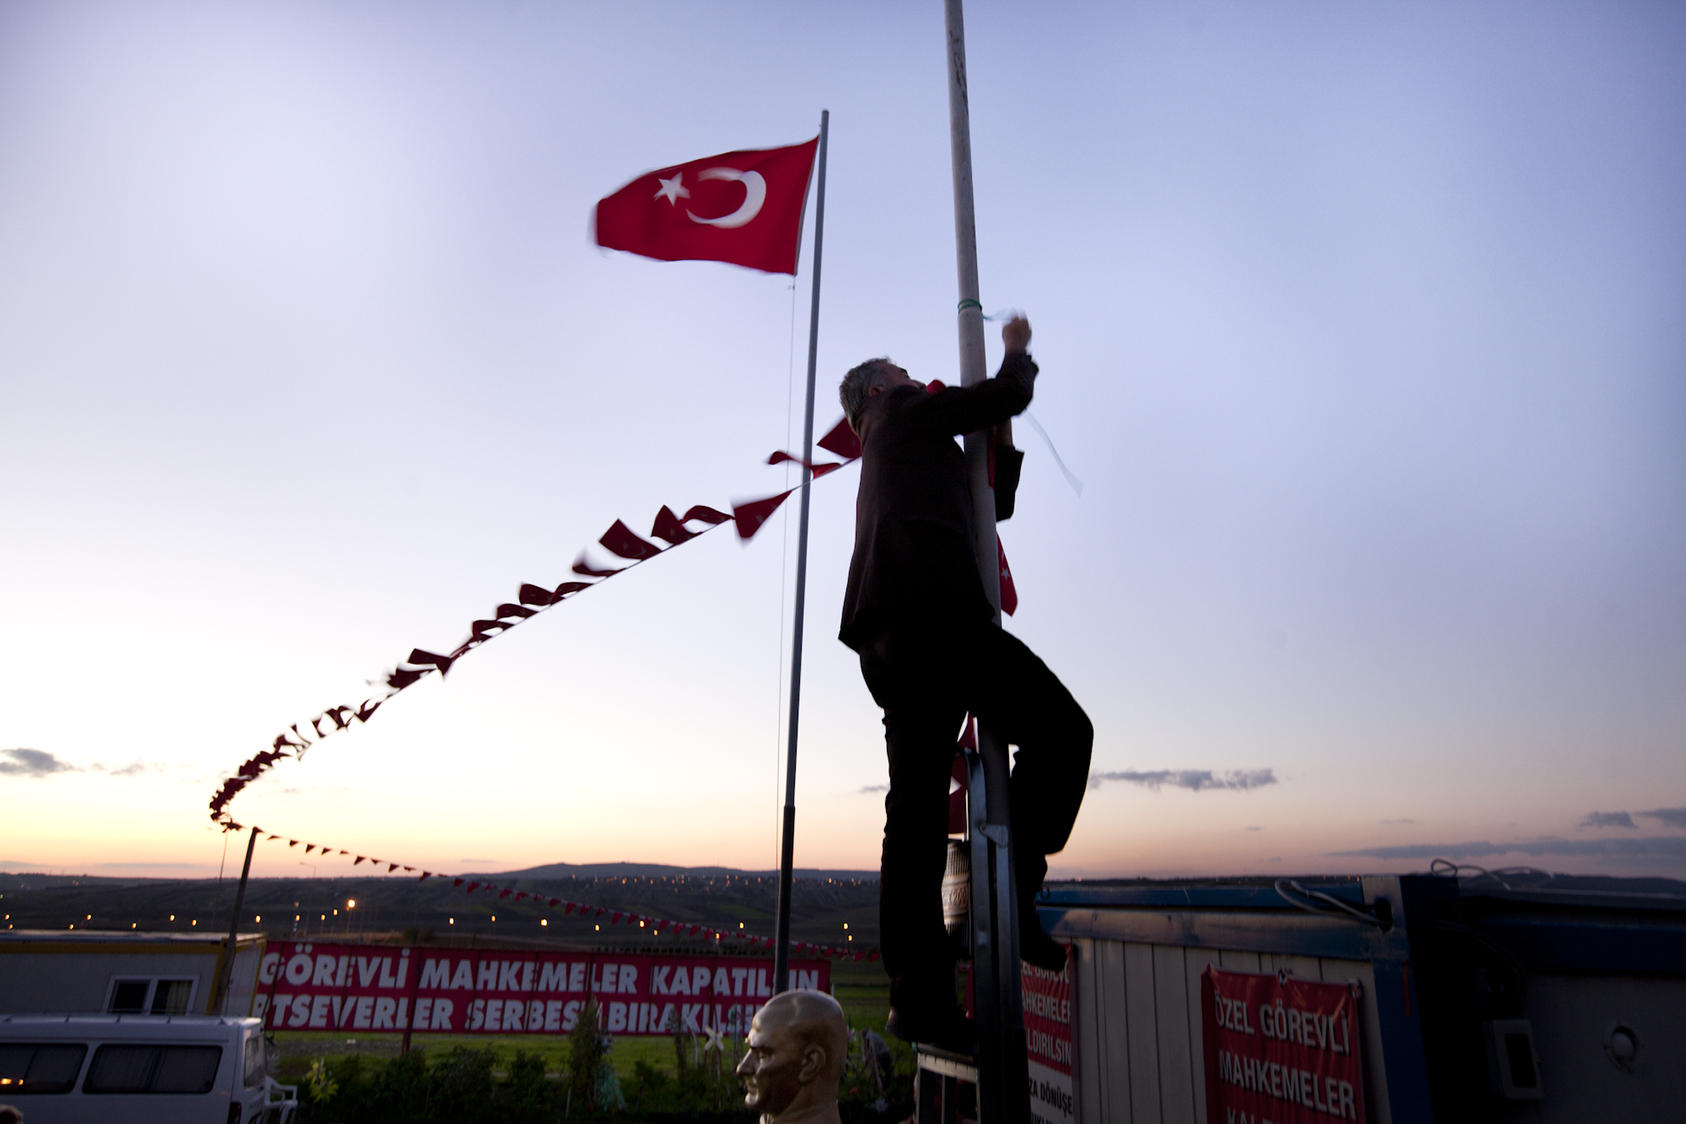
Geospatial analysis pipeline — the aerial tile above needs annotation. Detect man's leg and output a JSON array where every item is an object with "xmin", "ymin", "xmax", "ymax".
[
  {"xmin": 962, "ymin": 623, "xmax": 1093, "ymax": 965},
  {"xmin": 860, "ymin": 644, "xmax": 967, "ymax": 1022}
]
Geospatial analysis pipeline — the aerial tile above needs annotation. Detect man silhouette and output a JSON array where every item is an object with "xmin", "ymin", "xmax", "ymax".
[{"xmin": 838, "ymin": 315, "xmax": 1092, "ymax": 1046}]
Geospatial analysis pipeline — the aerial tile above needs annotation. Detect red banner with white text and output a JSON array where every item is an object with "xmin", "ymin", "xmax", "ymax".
[
  {"xmin": 256, "ymin": 942, "xmax": 828, "ymax": 1037},
  {"xmin": 1201, "ymin": 967, "xmax": 1366, "ymax": 1124},
  {"xmin": 1025, "ymin": 956, "xmax": 1078, "ymax": 1124}
]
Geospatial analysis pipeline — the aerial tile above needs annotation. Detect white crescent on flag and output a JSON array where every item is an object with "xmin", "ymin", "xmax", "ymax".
[{"xmin": 686, "ymin": 167, "xmax": 766, "ymax": 228}]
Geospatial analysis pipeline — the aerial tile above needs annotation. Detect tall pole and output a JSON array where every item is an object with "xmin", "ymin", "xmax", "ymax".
[
  {"xmin": 210, "ymin": 825, "xmax": 259, "ymax": 1014},
  {"xmin": 773, "ymin": 108, "xmax": 829, "ymax": 994},
  {"xmin": 945, "ymin": 1, "xmax": 1032, "ymax": 1113}
]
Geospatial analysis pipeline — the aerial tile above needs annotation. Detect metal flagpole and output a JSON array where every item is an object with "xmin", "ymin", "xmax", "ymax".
[
  {"xmin": 773, "ymin": 108, "xmax": 829, "ymax": 994},
  {"xmin": 210, "ymin": 825, "xmax": 259, "ymax": 1014},
  {"xmin": 943, "ymin": 0, "xmax": 1032, "ymax": 1114}
]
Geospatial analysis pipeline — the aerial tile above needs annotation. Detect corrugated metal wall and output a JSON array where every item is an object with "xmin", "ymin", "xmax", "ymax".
[{"xmin": 1070, "ymin": 938, "xmax": 1392, "ymax": 1124}]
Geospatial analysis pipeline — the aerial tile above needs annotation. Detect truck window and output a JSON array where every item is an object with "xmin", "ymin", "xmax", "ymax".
[
  {"xmin": 85, "ymin": 1044, "xmax": 222, "ymax": 1094},
  {"xmin": 244, "ymin": 1033, "xmax": 267, "ymax": 1088},
  {"xmin": 0, "ymin": 1043, "xmax": 88, "ymax": 1094}
]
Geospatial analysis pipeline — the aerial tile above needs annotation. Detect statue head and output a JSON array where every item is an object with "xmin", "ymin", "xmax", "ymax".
[{"xmin": 734, "ymin": 989, "xmax": 848, "ymax": 1121}]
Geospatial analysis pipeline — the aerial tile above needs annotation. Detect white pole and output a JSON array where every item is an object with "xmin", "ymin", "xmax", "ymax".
[{"xmin": 944, "ymin": 2, "xmax": 1031, "ymax": 1112}]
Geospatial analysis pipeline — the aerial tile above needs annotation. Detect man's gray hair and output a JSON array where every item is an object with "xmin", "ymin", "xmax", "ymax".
[{"xmin": 839, "ymin": 358, "xmax": 895, "ymax": 433}]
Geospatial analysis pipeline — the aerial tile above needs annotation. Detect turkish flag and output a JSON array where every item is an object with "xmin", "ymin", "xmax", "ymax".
[{"xmin": 594, "ymin": 137, "xmax": 819, "ymax": 275}]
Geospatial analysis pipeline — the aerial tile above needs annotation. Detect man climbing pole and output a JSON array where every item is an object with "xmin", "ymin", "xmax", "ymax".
[{"xmin": 837, "ymin": 315, "xmax": 1093, "ymax": 1048}]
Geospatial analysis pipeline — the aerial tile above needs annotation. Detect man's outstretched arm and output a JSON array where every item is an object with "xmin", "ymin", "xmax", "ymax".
[{"xmin": 911, "ymin": 315, "xmax": 1039, "ymax": 437}]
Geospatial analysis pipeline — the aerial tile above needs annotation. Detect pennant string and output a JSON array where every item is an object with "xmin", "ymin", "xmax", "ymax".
[{"xmin": 235, "ymin": 828, "xmax": 876, "ymax": 960}]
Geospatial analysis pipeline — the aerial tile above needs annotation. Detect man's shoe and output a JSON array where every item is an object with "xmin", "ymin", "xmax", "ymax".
[
  {"xmin": 886, "ymin": 1002, "xmax": 975, "ymax": 1054},
  {"xmin": 1021, "ymin": 924, "xmax": 1069, "ymax": 973}
]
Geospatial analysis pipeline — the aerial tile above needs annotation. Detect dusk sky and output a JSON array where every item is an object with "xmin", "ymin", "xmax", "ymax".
[{"xmin": 4, "ymin": 1, "xmax": 1682, "ymax": 885}]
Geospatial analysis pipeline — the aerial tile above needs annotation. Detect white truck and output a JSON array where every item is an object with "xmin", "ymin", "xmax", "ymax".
[{"xmin": 0, "ymin": 1013, "xmax": 297, "ymax": 1124}]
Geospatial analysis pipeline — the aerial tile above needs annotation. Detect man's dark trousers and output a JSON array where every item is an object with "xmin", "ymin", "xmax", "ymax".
[{"xmin": 858, "ymin": 614, "xmax": 1092, "ymax": 999}]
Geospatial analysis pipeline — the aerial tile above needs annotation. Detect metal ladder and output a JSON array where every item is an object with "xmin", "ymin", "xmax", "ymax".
[{"xmin": 914, "ymin": 737, "xmax": 1033, "ymax": 1123}]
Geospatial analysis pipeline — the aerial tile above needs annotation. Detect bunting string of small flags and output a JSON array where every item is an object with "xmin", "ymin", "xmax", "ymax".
[
  {"xmin": 216, "ymin": 823, "xmax": 876, "ymax": 961},
  {"xmin": 207, "ymin": 418, "xmax": 863, "ymax": 830}
]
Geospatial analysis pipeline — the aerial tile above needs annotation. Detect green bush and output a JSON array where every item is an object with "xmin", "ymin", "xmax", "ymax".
[
  {"xmin": 427, "ymin": 1046, "xmax": 496, "ymax": 1122},
  {"xmin": 623, "ymin": 1049, "xmax": 741, "ymax": 1118},
  {"xmin": 503, "ymin": 1049, "xmax": 563, "ymax": 1123}
]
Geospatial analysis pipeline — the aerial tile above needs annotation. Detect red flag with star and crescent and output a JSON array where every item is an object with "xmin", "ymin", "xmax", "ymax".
[{"xmin": 594, "ymin": 138, "xmax": 819, "ymax": 275}]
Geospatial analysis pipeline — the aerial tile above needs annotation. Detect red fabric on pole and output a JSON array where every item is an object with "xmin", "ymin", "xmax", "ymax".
[
  {"xmin": 948, "ymin": 747, "xmax": 969, "ymax": 834},
  {"xmin": 997, "ymin": 536, "xmax": 1018, "ymax": 616},
  {"xmin": 595, "ymin": 138, "xmax": 819, "ymax": 275}
]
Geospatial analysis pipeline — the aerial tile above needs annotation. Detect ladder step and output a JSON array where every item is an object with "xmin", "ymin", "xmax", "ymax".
[{"xmin": 915, "ymin": 1043, "xmax": 979, "ymax": 1081}]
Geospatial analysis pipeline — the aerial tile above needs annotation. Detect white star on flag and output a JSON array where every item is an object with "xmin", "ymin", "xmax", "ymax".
[{"xmin": 652, "ymin": 173, "xmax": 690, "ymax": 205}]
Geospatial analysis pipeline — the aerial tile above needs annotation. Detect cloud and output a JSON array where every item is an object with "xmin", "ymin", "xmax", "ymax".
[
  {"xmin": 1330, "ymin": 837, "xmax": 1686, "ymax": 864},
  {"xmin": 1245, "ymin": 826, "xmax": 1264, "ymax": 832},
  {"xmin": 92, "ymin": 762, "xmax": 151, "ymax": 777},
  {"xmin": 858, "ymin": 784, "xmax": 889, "ymax": 795},
  {"xmin": 1638, "ymin": 808, "xmax": 1686, "ymax": 830},
  {"xmin": 1380, "ymin": 818, "xmax": 1415, "ymax": 825},
  {"xmin": 1089, "ymin": 768, "xmax": 1277, "ymax": 793},
  {"xmin": 1578, "ymin": 811, "xmax": 1637, "ymax": 830},
  {"xmin": 0, "ymin": 748, "xmax": 78, "ymax": 777}
]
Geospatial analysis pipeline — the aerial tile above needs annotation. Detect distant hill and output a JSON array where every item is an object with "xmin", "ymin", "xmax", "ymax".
[
  {"xmin": 496, "ymin": 861, "xmax": 877, "ymax": 881},
  {"xmin": 0, "ymin": 863, "xmax": 876, "ymax": 888}
]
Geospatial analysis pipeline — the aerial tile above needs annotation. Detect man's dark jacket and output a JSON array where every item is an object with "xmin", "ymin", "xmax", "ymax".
[{"xmin": 838, "ymin": 353, "xmax": 1037, "ymax": 652}]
